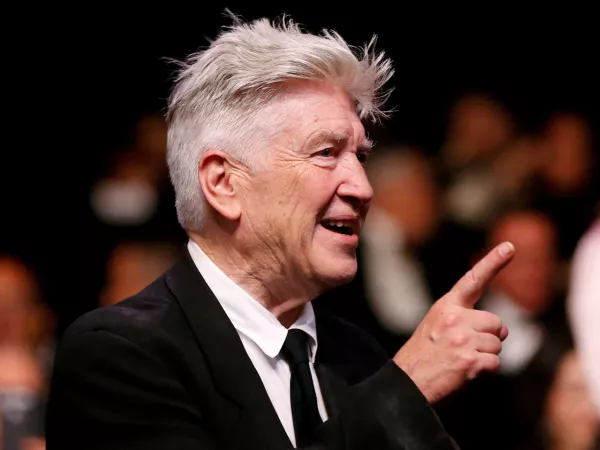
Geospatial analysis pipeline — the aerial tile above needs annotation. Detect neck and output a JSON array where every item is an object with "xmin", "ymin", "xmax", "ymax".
[{"xmin": 188, "ymin": 231, "xmax": 313, "ymax": 328}]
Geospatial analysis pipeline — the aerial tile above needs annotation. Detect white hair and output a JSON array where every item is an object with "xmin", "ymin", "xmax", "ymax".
[{"xmin": 166, "ymin": 12, "xmax": 394, "ymax": 231}]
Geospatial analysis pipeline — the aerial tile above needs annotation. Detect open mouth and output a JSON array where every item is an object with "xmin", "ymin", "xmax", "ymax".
[{"xmin": 320, "ymin": 220, "xmax": 354, "ymax": 236}]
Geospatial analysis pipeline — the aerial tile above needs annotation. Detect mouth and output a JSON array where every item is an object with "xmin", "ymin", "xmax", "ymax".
[{"xmin": 319, "ymin": 218, "xmax": 358, "ymax": 237}]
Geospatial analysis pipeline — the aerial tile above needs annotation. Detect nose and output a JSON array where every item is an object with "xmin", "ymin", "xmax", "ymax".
[{"xmin": 336, "ymin": 155, "xmax": 374, "ymax": 210}]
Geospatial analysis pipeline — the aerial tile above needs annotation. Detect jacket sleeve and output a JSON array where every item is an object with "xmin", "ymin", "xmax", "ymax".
[
  {"xmin": 45, "ymin": 329, "xmax": 219, "ymax": 450},
  {"xmin": 307, "ymin": 361, "xmax": 459, "ymax": 450}
]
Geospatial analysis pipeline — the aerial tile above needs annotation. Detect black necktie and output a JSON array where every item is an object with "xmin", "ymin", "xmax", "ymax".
[{"xmin": 281, "ymin": 329, "xmax": 323, "ymax": 447}]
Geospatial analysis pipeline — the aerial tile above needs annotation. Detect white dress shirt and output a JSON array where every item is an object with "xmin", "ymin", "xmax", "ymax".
[
  {"xmin": 567, "ymin": 219, "xmax": 600, "ymax": 414},
  {"xmin": 187, "ymin": 240, "xmax": 329, "ymax": 447}
]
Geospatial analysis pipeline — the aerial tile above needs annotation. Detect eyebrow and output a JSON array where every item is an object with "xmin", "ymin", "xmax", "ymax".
[
  {"xmin": 359, "ymin": 137, "xmax": 374, "ymax": 153},
  {"xmin": 304, "ymin": 130, "xmax": 373, "ymax": 153}
]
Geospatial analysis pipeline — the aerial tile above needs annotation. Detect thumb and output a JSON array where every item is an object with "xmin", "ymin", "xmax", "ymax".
[{"xmin": 448, "ymin": 241, "xmax": 515, "ymax": 308}]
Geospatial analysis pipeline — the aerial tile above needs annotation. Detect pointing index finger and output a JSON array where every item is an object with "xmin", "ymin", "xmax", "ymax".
[{"xmin": 449, "ymin": 241, "xmax": 515, "ymax": 308}]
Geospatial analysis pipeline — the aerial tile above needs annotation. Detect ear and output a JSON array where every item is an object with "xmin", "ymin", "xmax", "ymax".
[{"xmin": 198, "ymin": 150, "xmax": 243, "ymax": 221}]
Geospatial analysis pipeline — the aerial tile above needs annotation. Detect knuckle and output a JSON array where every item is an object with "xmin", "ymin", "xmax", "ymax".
[
  {"xmin": 451, "ymin": 332, "xmax": 469, "ymax": 347},
  {"xmin": 459, "ymin": 352, "xmax": 477, "ymax": 370},
  {"xmin": 444, "ymin": 312, "xmax": 460, "ymax": 328}
]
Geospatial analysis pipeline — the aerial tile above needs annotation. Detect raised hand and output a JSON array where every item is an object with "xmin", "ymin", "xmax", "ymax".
[{"xmin": 393, "ymin": 241, "xmax": 515, "ymax": 403}]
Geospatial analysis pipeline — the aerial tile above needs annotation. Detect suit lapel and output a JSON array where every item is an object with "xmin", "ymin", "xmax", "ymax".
[
  {"xmin": 165, "ymin": 250, "xmax": 293, "ymax": 450},
  {"xmin": 314, "ymin": 365, "xmax": 345, "ymax": 418},
  {"xmin": 314, "ymin": 313, "xmax": 353, "ymax": 419}
]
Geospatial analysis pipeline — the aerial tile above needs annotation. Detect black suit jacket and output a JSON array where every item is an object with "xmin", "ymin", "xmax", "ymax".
[{"xmin": 46, "ymin": 249, "xmax": 457, "ymax": 449}]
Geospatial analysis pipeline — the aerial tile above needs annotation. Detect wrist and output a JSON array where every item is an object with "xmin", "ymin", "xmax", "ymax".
[{"xmin": 393, "ymin": 349, "xmax": 434, "ymax": 403}]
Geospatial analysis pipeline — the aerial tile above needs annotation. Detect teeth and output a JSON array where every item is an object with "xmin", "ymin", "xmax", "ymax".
[
  {"xmin": 323, "ymin": 220, "xmax": 352, "ymax": 229},
  {"xmin": 324, "ymin": 220, "xmax": 345, "ymax": 228}
]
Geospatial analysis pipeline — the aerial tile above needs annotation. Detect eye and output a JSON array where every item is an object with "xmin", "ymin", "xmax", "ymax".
[
  {"xmin": 318, "ymin": 148, "xmax": 334, "ymax": 157},
  {"xmin": 357, "ymin": 152, "xmax": 369, "ymax": 164}
]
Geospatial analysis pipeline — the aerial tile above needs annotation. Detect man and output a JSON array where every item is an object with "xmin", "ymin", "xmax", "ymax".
[{"xmin": 46, "ymin": 14, "xmax": 514, "ymax": 449}]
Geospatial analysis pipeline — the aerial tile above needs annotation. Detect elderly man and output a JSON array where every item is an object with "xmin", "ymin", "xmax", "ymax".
[{"xmin": 46, "ymin": 15, "xmax": 514, "ymax": 450}]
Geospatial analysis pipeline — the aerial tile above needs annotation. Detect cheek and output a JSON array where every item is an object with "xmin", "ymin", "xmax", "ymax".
[
  {"xmin": 290, "ymin": 170, "xmax": 335, "ymax": 213},
  {"xmin": 259, "ymin": 166, "xmax": 338, "ymax": 239}
]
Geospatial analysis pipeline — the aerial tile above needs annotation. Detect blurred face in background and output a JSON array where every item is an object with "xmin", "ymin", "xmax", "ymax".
[
  {"xmin": 545, "ymin": 351, "xmax": 599, "ymax": 449},
  {"xmin": 539, "ymin": 113, "xmax": 592, "ymax": 195},
  {"xmin": 0, "ymin": 259, "xmax": 48, "ymax": 349},
  {"xmin": 491, "ymin": 135, "xmax": 543, "ymax": 193},
  {"xmin": 488, "ymin": 212, "xmax": 558, "ymax": 315},
  {"xmin": 133, "ymin": 113, "xmax": 168, "ymax": 163},
  {"xmin": 369, "ymin": 150, "xmax": 439, "ymax": 246},
  {"xmin": 0, "ymin": 347, "xmax": 43, "ymax": 393},
  {"xmin": 100, "ymin": 243, "xmax": 179, "ymax": 307},
  {"xmin": 443, "ymin": 94, "xmax": 514, "ymax": 168}
]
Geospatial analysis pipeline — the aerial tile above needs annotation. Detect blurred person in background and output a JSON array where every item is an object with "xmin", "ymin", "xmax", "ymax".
[
  {"xmin": 440, "ymin": 93, "xmax": 514, "ymax": 174},
  {"xmin": 439, "ymin": 92, "xmax": 516, "ymax": 229},
  {"xmin": 437, "ymin": 209, "xmax": 570, "ymax": 450},
  {"xmin": 86, "ymin": 111, "xmax": 184, "ymax": 248},
  {"xmin": 422, "ymin": 93, "xmax": 537, "ymax": 301},
  {"xmin": 47, "ymin": 14, "xmax": 516, "ymax": 449},
  {"xmin": 479, "ymin": 210, "xmax": 563, "ymax": 338},
  {"xmin": 316, "ymin": 145, "xmax": 439, "ymax": 354},
  {"xmin": 488, "ymin": 134, "xmax": 543, "ymax": 205},
  {"xmin": 0, "ymin": 348, "xmax": 46, "ymax": 450},
  {"xmin": 77, "ymin": 113, "xmax": 186, "ymax": 334},
  {"xmin": 99, "ymin": 240, "xmax": 181, "ymax": 307},
  {"xmin": 89, "ymin": 112, "xmax": 174, "ymax": 230},
  {"xmin": 568, "ymin": 218, "xmax": 600, "ymax": 419},
  {"xmin": 527, "ymin": 349, "xmax": 599, "ymax": 450},
  {"xmin": 0, "ymin": 257, "xmax": 56, "ymax": 382},
  {"xmin": 0, "ymin": 258, "xmax": 51, "ymax": 449},
  {"xmin": 530, "ymin": 112, "xmax": 598, "ymax": 264}
]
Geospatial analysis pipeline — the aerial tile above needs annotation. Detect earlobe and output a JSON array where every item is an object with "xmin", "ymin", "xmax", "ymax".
[{"xmin": 198, "ymin": 150, "xmax": 242, "ymax": 221}]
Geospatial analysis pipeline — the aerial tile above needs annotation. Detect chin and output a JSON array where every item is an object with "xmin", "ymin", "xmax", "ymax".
[{"xmin": 315, "ymin": 258, "xmax": 357, "ymax": 289}]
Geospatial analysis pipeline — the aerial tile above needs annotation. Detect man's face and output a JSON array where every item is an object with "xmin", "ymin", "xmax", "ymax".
[{"xmin": 237, "ymin": 81, "xmax": 373, "ymax": 294}]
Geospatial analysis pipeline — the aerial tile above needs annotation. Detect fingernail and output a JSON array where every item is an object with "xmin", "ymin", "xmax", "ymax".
[{"xmin": 499, "ymin": 242, "xmax": 514, "ymax": 257}]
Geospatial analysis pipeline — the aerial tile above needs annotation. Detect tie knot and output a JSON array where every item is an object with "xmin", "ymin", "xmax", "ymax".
[{"xmin": 282, "ymin": 329, "xmax": 310, "ymax": 367}]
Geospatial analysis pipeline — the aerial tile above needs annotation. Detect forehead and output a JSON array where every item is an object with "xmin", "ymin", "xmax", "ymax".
[
  {"xmin": 495, "ymin": 215, "xmax": 555, "ymax": 242},
  {"xmin": 270, "ymin": 80, "xmax": 366, "ymax": 147}
]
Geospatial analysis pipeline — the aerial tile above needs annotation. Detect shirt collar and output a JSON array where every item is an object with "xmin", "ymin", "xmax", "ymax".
[{"xmin": 187, "ymin": 239, "xmax": 318, "ymax": 361}]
